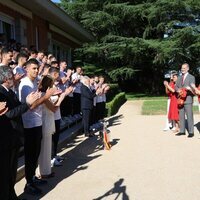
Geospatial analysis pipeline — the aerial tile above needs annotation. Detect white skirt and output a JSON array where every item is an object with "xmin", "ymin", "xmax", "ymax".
[{"xmin": 38, "ymin": 104, "xmax": 55, "ymax": 175}]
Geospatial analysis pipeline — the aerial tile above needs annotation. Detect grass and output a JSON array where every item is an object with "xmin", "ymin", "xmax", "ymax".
[
  {"xmin": 142, "ymin": 100, "xmax": 167, "ymax": 115},
  {"xmin": 126, "ymin": 92, "xmax": 166, "ymax": 100},
  {"xmin": 126, "ymin": 92, "xmax": 199, "ymax": 115},
  {"xmin": 142, "ymin": 99, "xmax": 199, "ymax": 115}
]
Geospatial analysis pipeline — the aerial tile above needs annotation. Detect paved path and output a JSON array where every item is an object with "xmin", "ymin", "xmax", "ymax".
[{"xmin": 16, "ymin": 101, "xmax": 200, "ymax": 200}]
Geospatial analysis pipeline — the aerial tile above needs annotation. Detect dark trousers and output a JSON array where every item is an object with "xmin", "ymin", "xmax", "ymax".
[
  {"xmin": 96, "ymin": 102, "xmax": 106, "ymax": 121},
  {"xmin": 73, "ymin": 93, "xmax": 81, "ymax": 114},
  {"xmin": 60, "ymin": 96, "xmax": 68, "ymax": 117},
  {"xmin": 24, "ymin": 126, "xmax": 42, "ymax": 184},
  {"xmin": 68, "ymin": 96, "xmax": 74, "ymax": 116},
  {"xmin": 82, "ymin": 109, "xmax": 92, "ymax": 134},
  {"xmin": 91, "ymin": 106, "xmax": 97, "ymax": 124},
  {"xmin": 61, "ymin": 96, "xmax": 74, "ymax": 116},
  {"xmin": 52, "ymin": 119, "xmax": 61, "ymax": 157},
  {"xmin": 0, "ymin": 146, "xmax": 19, "ymax": 200}
]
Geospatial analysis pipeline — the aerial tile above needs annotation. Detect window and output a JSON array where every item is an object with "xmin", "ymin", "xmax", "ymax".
[
  {"xmin": 51, "ymin": 40, "xmax": 71, "ymax": 66},
  {"xmin": 0, "ymin": 13, "xmax": 15, "ymax": 44}
]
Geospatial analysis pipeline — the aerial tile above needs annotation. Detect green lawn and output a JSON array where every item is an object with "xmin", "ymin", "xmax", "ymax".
[
  {"xmin": 142, "ymin": 99, "xmax": 199, "ymax": 115},
  {"xmin": 126, "ymin": 92, "xmax": 166, "ymax": 100},
  {"xmin": 126, "ymin": 93, "xmax": 199, "ymax": 115}
]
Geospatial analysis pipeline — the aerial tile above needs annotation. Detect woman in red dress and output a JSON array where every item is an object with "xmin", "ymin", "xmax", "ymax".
[{"xmin": 164, "ymin": 73, "xmax": 179, "ymax": 133}]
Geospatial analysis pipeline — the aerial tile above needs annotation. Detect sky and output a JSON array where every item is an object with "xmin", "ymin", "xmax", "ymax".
[{"xmin": 51, "ymin": 0, "xmax": 61, "ymax": 3}]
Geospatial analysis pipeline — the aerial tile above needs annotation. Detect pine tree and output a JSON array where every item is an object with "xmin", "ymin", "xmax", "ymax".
[{"xmin": 60, "ymin": 0, "xmax": 200, "ymax": 93}]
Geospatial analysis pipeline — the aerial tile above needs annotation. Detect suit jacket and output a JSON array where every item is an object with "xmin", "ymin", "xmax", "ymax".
[
  {"xmin": 81, "ymin": 84, "xmax": 96, "ymax": 110},
  {"xmin": 0, "ymin": 85, "xmax": 29, "ymax": 149},
  {"xmin": 175, "ymin": 73, "xmax": 195, "ymax": 104}
]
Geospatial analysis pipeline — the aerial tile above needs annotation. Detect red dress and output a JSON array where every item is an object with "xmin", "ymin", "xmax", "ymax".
[{"xmin": 168, "ymin": 82, "xmax": 179, "ymax": 121}]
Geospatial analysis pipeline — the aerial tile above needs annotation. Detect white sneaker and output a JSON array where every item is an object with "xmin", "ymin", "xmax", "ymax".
[
  {"xmin": 171, "ymin": 127, "xmax": 176, "ymax": 131},
  {"xmin": 163, "ymin": 127, "xmax": 170, "ymax": 131},
  {"xmin": 51, "ymin": 158, "xmax": 62, "ymax": 167}
]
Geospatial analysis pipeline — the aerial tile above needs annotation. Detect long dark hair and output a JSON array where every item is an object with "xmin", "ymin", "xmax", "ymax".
[{"xmin": 38, "ymin": 75, "xmax": 54, "ymax": 92}]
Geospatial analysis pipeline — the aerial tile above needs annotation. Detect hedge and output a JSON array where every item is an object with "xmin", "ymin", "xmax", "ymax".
[
  {"xmin": 106, "ymin": 92, "xmax": 126, "ymax": 117},
  {"xmin": 106, "ymin": 84, "xmax": 121, "ymax": 102}
]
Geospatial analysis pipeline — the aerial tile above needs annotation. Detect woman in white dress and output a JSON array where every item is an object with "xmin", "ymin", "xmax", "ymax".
[{"xmin": 38, "ymin": 75, "xmax": 65, "ymax": 178}]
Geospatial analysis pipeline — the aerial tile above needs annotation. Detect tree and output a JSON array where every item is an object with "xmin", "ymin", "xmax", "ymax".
[{"xmin": 59, "ymin": 0, "xmax": 200, "ymax": 93}]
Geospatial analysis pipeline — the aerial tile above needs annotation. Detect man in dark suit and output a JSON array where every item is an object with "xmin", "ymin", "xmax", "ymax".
[
  {"xmin": 81, "ymin": 76, "xmax": 99, "ymax": 137},
  {"xmin": 175, "ymin": 63, "xmax": 195, "ymax": 137},
  {"xmin": 0, "ymin": 66, "xmax": 39, "ymax": 200}
]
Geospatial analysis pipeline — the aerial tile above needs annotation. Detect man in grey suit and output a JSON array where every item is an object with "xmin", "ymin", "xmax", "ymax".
[{"xmin": 175, "ymin": 63, "xmax": 195, "ymax": 137}]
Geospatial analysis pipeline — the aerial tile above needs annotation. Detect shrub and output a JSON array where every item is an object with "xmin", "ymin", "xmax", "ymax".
[
  {"xmin": 106, "ymin": 83, "xmax": 121, "ymax": 102},
  {"xmin": 106, "ymin": 92, "xmax": 126, "ymax": 116}
]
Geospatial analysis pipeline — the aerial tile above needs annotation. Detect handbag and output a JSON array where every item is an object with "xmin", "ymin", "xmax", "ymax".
[{"xmin": 177, "ymin": 88, "xmax": 187, "ymax": 108}]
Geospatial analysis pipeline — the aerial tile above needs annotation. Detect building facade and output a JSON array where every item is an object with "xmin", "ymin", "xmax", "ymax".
[{"xmin": 0, "ymin": 0, "xmax": 94, "ymax": 66}]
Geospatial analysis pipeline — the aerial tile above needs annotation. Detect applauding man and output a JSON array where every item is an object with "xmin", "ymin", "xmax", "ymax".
[
  {"xmin": 0, "ymin": 65, "xmax": 39, "ymax": 200},
  {"xmin": 175, "ymin": 63, "xmax": 195, "ymax": 137},
  {"xmin": 18, "ymin": 59, "xmax": 55, "ymax": 195}
]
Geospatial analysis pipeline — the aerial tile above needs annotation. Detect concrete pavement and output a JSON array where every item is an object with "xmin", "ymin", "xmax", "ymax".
[{"xmin": 15, "ymin": 100, "xmax": 200, "ymax": 200}]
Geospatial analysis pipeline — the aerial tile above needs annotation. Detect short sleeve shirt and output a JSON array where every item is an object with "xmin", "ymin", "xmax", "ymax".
[{"xmin": 18, "ymin": 76, "xmax": 42, "ymax": 128}]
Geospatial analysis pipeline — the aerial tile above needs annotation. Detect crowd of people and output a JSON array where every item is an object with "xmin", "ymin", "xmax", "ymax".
[
  {"xmin": 163, "ymin": 63, "xmax": 200, "ymax": 137},
  {"xmin": 0, "ymin": 44, "xmax": 110, "ymax": 200}
]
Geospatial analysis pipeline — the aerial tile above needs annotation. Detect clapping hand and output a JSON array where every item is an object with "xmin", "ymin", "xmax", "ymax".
[
  {"xmin": 190, "ymin": 83, "xmax": 196, "ymax": 89},
  {"xmin": 185, "ymin": 86, "xmax": 191, "ymax": 90},
  {"xmin": 53, "ymin": 88, "xmax": 63, "ymax": 96},
  {"xmin": 64, "ymin": 86, "xmax": 73, "ymax": 96},
  {"xmin": 26, "ymin": 91, "xmax": 41, "ymax": 106},
  {"xmin": 38, "ymin": 63, "xmax": 45, "ymax": 74},
  {"xmin": 190, "ymin": 83, "xmax": 200, "ymax": 95},
  {"xmin": 185, "ymin": 85, "xmax": 195, "ymax": 94},
  {"xmin": 14, "ymin": 73, "xmax": 25, "ymax": 82},
  {"xmin": 163, "ymin": 81, "xmax": 168, "ymax": 86},
  {"xmin": 96, "ymin": 87, "xmax": 103, "ymax": 95},
  {"xmin": 0, "ymin": 102, "xmax": 8, "ymax": 116},
  {"xmin": 45, "ymin": 87, "xmax": 57, "ymax": 99}
]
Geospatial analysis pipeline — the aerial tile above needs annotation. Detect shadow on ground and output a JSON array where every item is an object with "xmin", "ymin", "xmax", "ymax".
[
  {"xmin": 18, "ymin": 135, "xmax": 102, "ymax": 199},
  {"xmin": 194, "ymin": 121, "xmax": 200, "ymax": 133},
  {"xmin": 93, "ymin": 178, "xmax": 129, "ymax": 200},
  {"xmin": 107, "ymin": 114, "xmax": 123, "ymax": 128},
  {"xmin": 18, "ymin": 114, "xmax": 123, "ymax": 199},
  {"xmin": 18, "ymin": 134, "xmax": 119, "ymax": 199}
]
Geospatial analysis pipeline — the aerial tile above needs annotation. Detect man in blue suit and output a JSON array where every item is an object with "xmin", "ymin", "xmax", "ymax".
[{"xmin": 81, "ymin": 76, "xmax": 100, "ymax": 137}]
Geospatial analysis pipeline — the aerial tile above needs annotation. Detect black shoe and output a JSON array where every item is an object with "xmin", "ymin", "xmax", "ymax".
[
  {"xmin": 32, "ymin": 176, "xmax": 47, "ymax": 185},
  {"xmin": 175, "ymin": 132, "xmax": 186, "ymax": 136},
  {"xmin": 188, "ymin": 133, "xmax": 194, "ymax": 138},
  {"xmin": 24, "ymin": 183, "xmax": 42, "ymax": 195},
  {"xmin": 89, "ymin": 133, "xmax": 95, "ymax": 137}
]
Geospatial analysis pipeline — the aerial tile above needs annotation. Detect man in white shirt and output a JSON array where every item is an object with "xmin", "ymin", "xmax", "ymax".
[
  {"xmin": 18, "ymin": 58, "xmax": 55, "ymax": 195},
  {"xmin": 48, "ymin": 67, "xmax": 73, "ymax": 165},
  {"xmin": 59, "ymin": 61, "xmax": 72, "ymax": 116},
  {"xmin": 71, "ymin": 66, "xmax": 82, "ymax": 114}
]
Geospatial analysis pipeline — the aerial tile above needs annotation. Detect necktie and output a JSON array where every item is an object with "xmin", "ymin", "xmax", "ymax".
[{"xmin": 181, "ymin": 74, "xmax": 185, "ymax": 86}]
